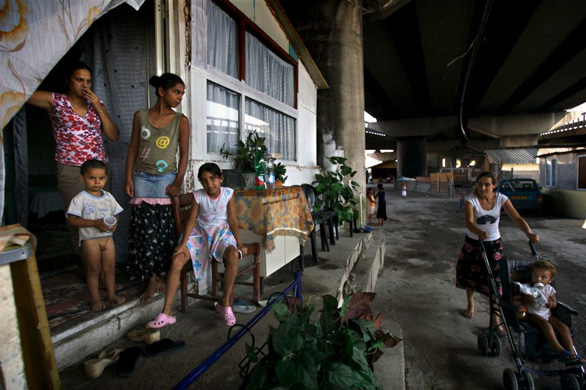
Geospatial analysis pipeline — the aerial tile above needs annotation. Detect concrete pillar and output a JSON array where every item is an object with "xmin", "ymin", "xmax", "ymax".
[
  {"xmin": 281, "ymin": 0, "xmax": 366, "ymax": 190},
  {"xmin": 396, "ymin": 137, "xmax": 427, "ymax": 178}
]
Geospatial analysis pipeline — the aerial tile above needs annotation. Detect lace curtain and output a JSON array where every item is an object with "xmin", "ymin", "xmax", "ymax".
[
  {"xmin": 207, "ymin": 0, "xmax": 238, "ymax": 78},
  {"xmin": 245, "ymin": 99, "xmax": 295, "ymax": 161},
  {"xmin": 206, "ymin": 82, "xmax": 240, "ymax": 154}
]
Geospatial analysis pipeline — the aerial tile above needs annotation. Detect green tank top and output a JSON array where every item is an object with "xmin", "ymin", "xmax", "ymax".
[{"xmin": 135, "ymin": 109, "xmax": 182, "ymax": 175}]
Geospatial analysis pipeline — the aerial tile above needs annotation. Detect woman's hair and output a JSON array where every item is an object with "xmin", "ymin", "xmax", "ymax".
[
  {"xmin": 149, "ymin": 73, "xmax": 184, "ymax": 95},
  {"xmin": 377, "ymin": 183, "xmax": 383, "ymax": 189},
  {"xmin": 80, "ymin": 159, "xmax": 108, "ymax": 175},
  {"xmin": 472, "ymin": 171, "xmax": 497, "ymax": 197},
  {"xmin": 65, "ymin": 61, "xmax": 92, "ymax": 80},
  {"xmin": 198, "ymin": 163, "xmax": 222, "ymax": 180},
  {"xmin": 532, "ymin": 260, "xmax": 556, "ymax": 279}
]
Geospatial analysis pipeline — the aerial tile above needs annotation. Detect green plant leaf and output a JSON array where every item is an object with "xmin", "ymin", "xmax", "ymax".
[
  {"xmin": 246, "ymin": 343, "xmax": 259, "ymax": 363},
  {"xmin": 350, "ymin": 347, "xmax": 377, "ymax": 386},
  {"xmin": 249, "ymin": 362, "xmax": 270, "ymax": 390},
  {"xmin": 273, "ymin": 303, "xmax": 291, "ymax": 323},
  {"xmin": 324, "ymin": 362, "xmax": 360, "ymax": 388},
  {"xmin": 275, "ymin": 359, "xmax": 299, "ymax": 387},
  {"xmin": 272, "ymin": 318, "xmax": 304, "ymax": 356}
]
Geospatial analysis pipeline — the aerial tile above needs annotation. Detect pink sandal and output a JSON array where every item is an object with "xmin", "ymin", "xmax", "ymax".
[
  {"xmin": 215, "ymin": 304, "xmax": 236, "ymax": 326},
  {"xmin": 145, "ymin": 313, "xmax": 176, "ymax": 329}
]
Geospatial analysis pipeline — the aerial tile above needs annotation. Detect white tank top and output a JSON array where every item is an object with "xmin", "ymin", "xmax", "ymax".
[{"xmin": 465, "ymin": 193, "xmax": 508, "ymax": 241}]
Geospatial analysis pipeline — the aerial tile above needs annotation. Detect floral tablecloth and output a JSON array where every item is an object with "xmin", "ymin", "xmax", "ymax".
[{"xmin": 233, "ymin": 186, "xmax": 314, "ymax": 252}]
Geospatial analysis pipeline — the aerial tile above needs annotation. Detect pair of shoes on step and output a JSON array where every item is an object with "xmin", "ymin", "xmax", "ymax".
[
  {"xmin": 116, "ymin": 339, "xmax": 187, "ymax": 377},
  {"xmin": 126, "ymin": 326, "xmax": 160, "ymax": 344},
  {"xmin": 84, "ymin": 348, "xmax": 125, "ymax": 379}
]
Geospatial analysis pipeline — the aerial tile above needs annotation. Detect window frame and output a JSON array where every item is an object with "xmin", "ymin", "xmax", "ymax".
[
  {"xmin": 545, "ymin": 157, "xmax": 557, "ymax": 188},
  {"xmin": 205, "ymin": 0, "xmax": 298, "ymax": 162}
]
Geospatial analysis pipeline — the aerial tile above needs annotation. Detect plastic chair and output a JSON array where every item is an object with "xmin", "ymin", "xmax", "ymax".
[
  {"xmin": 301, "ymin": 184, "xmax": 337, "ymax": 252},
  {"xmin": 172, "ymin": 194, "xmax": 261, "ymax": 313}
]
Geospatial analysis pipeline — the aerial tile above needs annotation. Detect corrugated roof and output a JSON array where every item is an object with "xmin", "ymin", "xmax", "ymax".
[
  {"xmin": 536, "ymin": 147, "xmax": 586, "ymax": 157},
  {"xmin": 484, "ymin": 148, "xmax": 538, "ymax": 164}
]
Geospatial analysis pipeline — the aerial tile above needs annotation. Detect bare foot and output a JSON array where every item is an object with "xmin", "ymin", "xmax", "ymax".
[
  {"xmin": 140, "ymin": 277, "xmax": 158, "ymax": 303},
  {"xmin": 91, "ymin": 300, "xmax": 107, "ymax": 311},
  {"xmin": 155, "ymin": 279, "xmax": 167, "ymax": 294},
  {"xmin": 109, "ymin": 295, "xmax": 126, "ymax": 305}
]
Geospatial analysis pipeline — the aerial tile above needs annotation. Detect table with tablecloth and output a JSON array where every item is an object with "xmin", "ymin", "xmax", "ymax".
[{"xmin": 232, "ymin": 186, "xmax": 315, "ymax": 277}]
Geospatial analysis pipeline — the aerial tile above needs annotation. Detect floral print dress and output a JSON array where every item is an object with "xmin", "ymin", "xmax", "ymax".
[{"xmin": 186, "ymin": 187, "xmax": 238, "ymax": 295}]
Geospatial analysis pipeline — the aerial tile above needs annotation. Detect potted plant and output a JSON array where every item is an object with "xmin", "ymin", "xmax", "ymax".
[
  {"xmin": 246, "ymin": 292, "xmax": 401, "ymax": 389},
  {"xmin": 220, "ymin": 131, "xmax": 268, "ymax": 173},
  {"xmin": 314, "ymin": 156, "xmax": 359, "ymax": 223},
  {"xmin": 274, "ymin": 162, "xmax": 287, "ymax": 187}
]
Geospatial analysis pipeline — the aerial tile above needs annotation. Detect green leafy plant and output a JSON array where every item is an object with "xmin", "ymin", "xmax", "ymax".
[
  {"xmin": 220, "ymin": 131, "xmax": 268, "ymax": 172},
  {"xmin": 274, "ymin": 162, "xmax": 288, "ymax": 184},
  {"xmin": 246, "ymin": 292, "xmax": 401, "ymax": 390},
  {"xmin": 314, "ymin": 156, "xmax": 359, "ymax": 223}
]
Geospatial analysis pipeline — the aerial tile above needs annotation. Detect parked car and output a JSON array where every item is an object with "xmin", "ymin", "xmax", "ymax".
[{"xmin": 498, "ymin": 178, "xmax": 543, "ymax": 215}]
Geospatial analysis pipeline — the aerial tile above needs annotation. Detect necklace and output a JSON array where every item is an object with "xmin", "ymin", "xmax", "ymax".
[{"xmin": 208, "ymin": 191, "xmax": 222, "ymax": 213}]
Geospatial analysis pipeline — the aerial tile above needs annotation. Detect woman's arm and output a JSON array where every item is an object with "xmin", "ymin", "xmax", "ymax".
[
  {"xmin": 124, "ymin": 111, "xmax": 141, "ymax": 197},
  {"xmin": 27, "ymin": 90, "xmax": 54, "ymax": 111},
  {"xmin": 502, "ymin": 199, "xmax": 540, "ymax": 243},
  {"xmin": 166, "ymin": 115, "xmax": 190, "ymax": 197},
  {"xmin": 464, "ymin": 201, "xmax": 488, "ymax": 240},
  {"xmin": 83, "ymin": 89, "xmax": 119, "ymax": 141},
  {"xmin": 227, "ymin": 197, "xmax": 243, "ymax": 250}
]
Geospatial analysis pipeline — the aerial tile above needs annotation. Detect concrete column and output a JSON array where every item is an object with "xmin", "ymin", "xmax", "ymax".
[
  {"xmin": 281, "ymin": 0, "xmax": 366, "ymax": 190},
  {"xmin": 396, "ymin": 137, "xmax": 427, "ymax": 178}
]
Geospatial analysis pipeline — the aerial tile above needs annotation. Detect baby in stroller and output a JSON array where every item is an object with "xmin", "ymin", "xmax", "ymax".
[{"xmin": 518, "ymin": 260, "xmax": 586, "ymax": 365}]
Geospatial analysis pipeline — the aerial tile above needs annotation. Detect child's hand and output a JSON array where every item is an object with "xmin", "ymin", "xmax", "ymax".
[
  {"xmin": 94, "ymin": 219, "xmax": 110, "ymax": 232},
  {"xmin": 173, "ymin": 245, "xmax": 189, "ymax": 259},
  {"xmin": 237, "ymin": 245, "xmax": 248, "ymax": 257},
  {"xmin": 521, "ymin": 293, "xmax": 536, "ymax": 303},
  {"xmin": 166, "ymin": 183, "xmax": 181, "ymax": 197}
]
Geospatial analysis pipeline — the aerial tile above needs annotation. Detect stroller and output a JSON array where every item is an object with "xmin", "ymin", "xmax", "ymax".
[{"xmin": 477, "ymin": 240, "xmax": 585, "ymax": 390}]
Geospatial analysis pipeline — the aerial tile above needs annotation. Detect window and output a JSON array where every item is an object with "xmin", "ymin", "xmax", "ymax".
[
  {"xmin": 579, "ymin": 155, "xmax": 586, "ymax": 190},
  {"xmin": 206, "ymin": 82, "xmax": 240, "ymax": 154},
  {"xmin": 205, "ymin": 0, "xmax": 297, "ymax": 160},
  {"xmin": 545, "ymin": 158, "xmax": 557, "ymax": 187}
]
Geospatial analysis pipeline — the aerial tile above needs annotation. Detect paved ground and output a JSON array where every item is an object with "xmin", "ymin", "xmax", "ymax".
[
  {"xmin": 58, "ymin": 187, "xmax": 586, "ymax": 389},
  {"xmin": 370, "ymin": 188, "xmax": 586, "ymax": 390}
]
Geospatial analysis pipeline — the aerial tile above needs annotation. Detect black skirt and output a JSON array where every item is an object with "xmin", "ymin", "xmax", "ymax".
[
  {"xmin": 126, "ymin": 202, "xmax": 177, "ymax": 281},
  {"xmin": 455, "ymin": 235, "xmax": 505, "ymax": 297}
]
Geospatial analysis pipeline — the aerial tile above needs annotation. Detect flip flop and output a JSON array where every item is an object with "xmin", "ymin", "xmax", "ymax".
[
  {"xmin": 557, "ymin": 350, "xmax": 586, "ymax": 366},
  {"xmin": 127, "ymin": 327, "xmax": 160, "ymax": 345},
  {"xmin": 215, "ymin": 303, "xmax": 236, "ymax": 326},
  {"xmin": 232, "ymin": 300, "xmax": 257, "ymax": 314},
  {"xmin": 84, "ymin": 348, "xmax": 124, "ymax": 379},
  {"xmin": 145, "ymin": 313, "xmax": 176, "ymax": 329},
  {"xmin": 116, "ymin": 347, "xmax": 144, "ymax": 378},
  {"xmin": 144, "ymin": 338, "xmax": 186, "ymax": 357}
]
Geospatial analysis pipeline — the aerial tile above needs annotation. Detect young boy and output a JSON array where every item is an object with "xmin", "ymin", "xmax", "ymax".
[
  {"xmin": 521, "ymin": 260, "xmax": 585, "ymax": 365},
  {"xmin": 67, "ymin": 159, "xmax": 125, "ymax": 311}
]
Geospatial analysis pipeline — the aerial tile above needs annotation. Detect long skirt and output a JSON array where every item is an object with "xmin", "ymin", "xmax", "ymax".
[
  {"xmin": 126, "ymin": 203, "xmax": 177, "ymax": 281},
  {"xmin": 376, "ymin": 202, "xmax": 388, "ymax": 220},
  {"xmin": 456, "ymin": 235, "xmax": 505, "ymax": 297}
]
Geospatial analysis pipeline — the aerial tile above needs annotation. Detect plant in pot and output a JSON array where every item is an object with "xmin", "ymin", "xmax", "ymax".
[
  {"xmin": 246, "ymin": 292, "xmax": 401, "ymax": 389},
  {"xmin": 220, "ymin": 131, "xmax": 268, "ymax": 187},
  {"xmin": 314, "ymin": 156, "xmax": 359, "ymax": 223},
  {"xmin": 274, "ymin": 162, "xmax": 287, "ymax": 187}
]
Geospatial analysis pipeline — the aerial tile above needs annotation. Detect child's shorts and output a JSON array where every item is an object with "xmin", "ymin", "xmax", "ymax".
[{"xmin": 133, "ymin": 171, "xmax": 177, "ymax": 198}]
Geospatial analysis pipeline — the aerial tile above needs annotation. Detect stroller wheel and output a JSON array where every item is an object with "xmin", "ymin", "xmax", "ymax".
[
  {"xmin": 519, "ymin": 371, "xmax": 534, "ymax": 390},
  {"xmin": 477, "ymin": 333, "xmax": 489, "ymax": 356},
  {"xmin": 489, "ymin": 334, "xmax": 502, "ymax": 357},
  {"xmin": 503, "ymin": 368, "xmax": 518, "ymax": 390},
  {"xmin": 560, "ymin": 374, "xmax": 580, "ymax": 390}
]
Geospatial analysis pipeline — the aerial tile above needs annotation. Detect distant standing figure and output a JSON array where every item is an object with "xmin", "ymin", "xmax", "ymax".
[
  {"xmin": 457, "ymin": 187, "xmax": 465, "ymax": 212},
  {"xmin": 375, "ymin": 183, "xmax": 388, "ymax": 226},
  {"xmin": 401, "ymin": 183, "xmax": 407, "ymax": 199},
  {"xmin": 366, "ymin": 188, "xmax": 376, "ymax": 225}
]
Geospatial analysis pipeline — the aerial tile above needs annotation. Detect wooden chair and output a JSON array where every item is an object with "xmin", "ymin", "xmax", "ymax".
[{"xmin": 172, "ymin": 194, "xmax": 261, "ymax": 313}]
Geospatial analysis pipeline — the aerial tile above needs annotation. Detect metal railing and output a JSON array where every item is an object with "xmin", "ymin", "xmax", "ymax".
[{"xmin": 173, "ymin": 271, "xmax": 303, "ymax": 389}]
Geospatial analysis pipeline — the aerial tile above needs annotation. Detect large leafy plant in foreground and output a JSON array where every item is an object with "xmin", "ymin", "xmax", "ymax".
[{"xmin": 247, "ymin": 292, "xmax": 401, "ymax": 390}]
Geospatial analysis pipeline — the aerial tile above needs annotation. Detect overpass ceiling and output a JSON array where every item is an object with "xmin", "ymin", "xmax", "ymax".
[{"xmin": 362, "ymin": 0, "xmax": 586, "ymax": 122}]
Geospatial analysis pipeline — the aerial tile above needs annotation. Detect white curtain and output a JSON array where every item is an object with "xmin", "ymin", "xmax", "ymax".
[
  {"xmin": 245, "ymin": 99, "xmax": 295, "ymax": 161},
  {"xmin": 245, "ymin": 32, "xmax": 295, "ymax": 107},
  {"xmin": 206, "ymin": 82, "xmax": 240, "ymax": 154},
  {"xmin": 207, "ymin": 0, "xmax": 238, "ymax": 78}
]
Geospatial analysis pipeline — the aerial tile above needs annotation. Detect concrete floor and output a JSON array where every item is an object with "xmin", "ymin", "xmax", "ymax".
[{"xmin": 57, "ymin": 188, "xmax": 586, "ymax": 389}]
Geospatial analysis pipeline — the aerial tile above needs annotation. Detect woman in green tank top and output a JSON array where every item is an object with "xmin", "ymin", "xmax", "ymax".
[{"xmin": 124, "ymin": 73, "xmax": 190, "ymax": 302}]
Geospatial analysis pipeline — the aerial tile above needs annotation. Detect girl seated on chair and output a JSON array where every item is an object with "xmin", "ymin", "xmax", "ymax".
[{"xmin": 146, "ymin": 163, "xmax": 247, "ymax": 328}]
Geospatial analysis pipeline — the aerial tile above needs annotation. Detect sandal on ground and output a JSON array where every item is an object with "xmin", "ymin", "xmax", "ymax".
[
  {"xmin": 215, "ymin": 303, "xmax": 236, "ymax": 326},
  {"xmin": 145, "ymin": 313, "xmax": 176, "ymax": 329},
  {"xmin": 116, "ymin": 347, "xmax": 144, "ymax": 377},
  {"xmin": 144, "ymin": 338, "xmax": 186, "ymax": 357},
  {"xmin": 557, "ymin": 351, "xmax": 586, "ymax": 365},
  {"xmin": 127, "ymin": 326, "xmax": 160, "ymax": 345},
  {"xmin": 84, "ymin": 348, "xmax": 124, "ymax": 379},
  {"xmin": 461, "ymin": 310, "xmax": 474, "ymax": 319},
  {"xmin": 232, "ymin": 300, "xmax": 257, "ymax": 314}
]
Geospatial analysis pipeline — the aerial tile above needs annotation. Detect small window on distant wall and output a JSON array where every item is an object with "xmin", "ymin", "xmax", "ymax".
[
  {"xmin": 545, "ymin": 158, "xmax": 557, "ymax": 187},
  {"xmin": 578, "ymin": 155, "xmax": 586, "ymax": 190}
]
